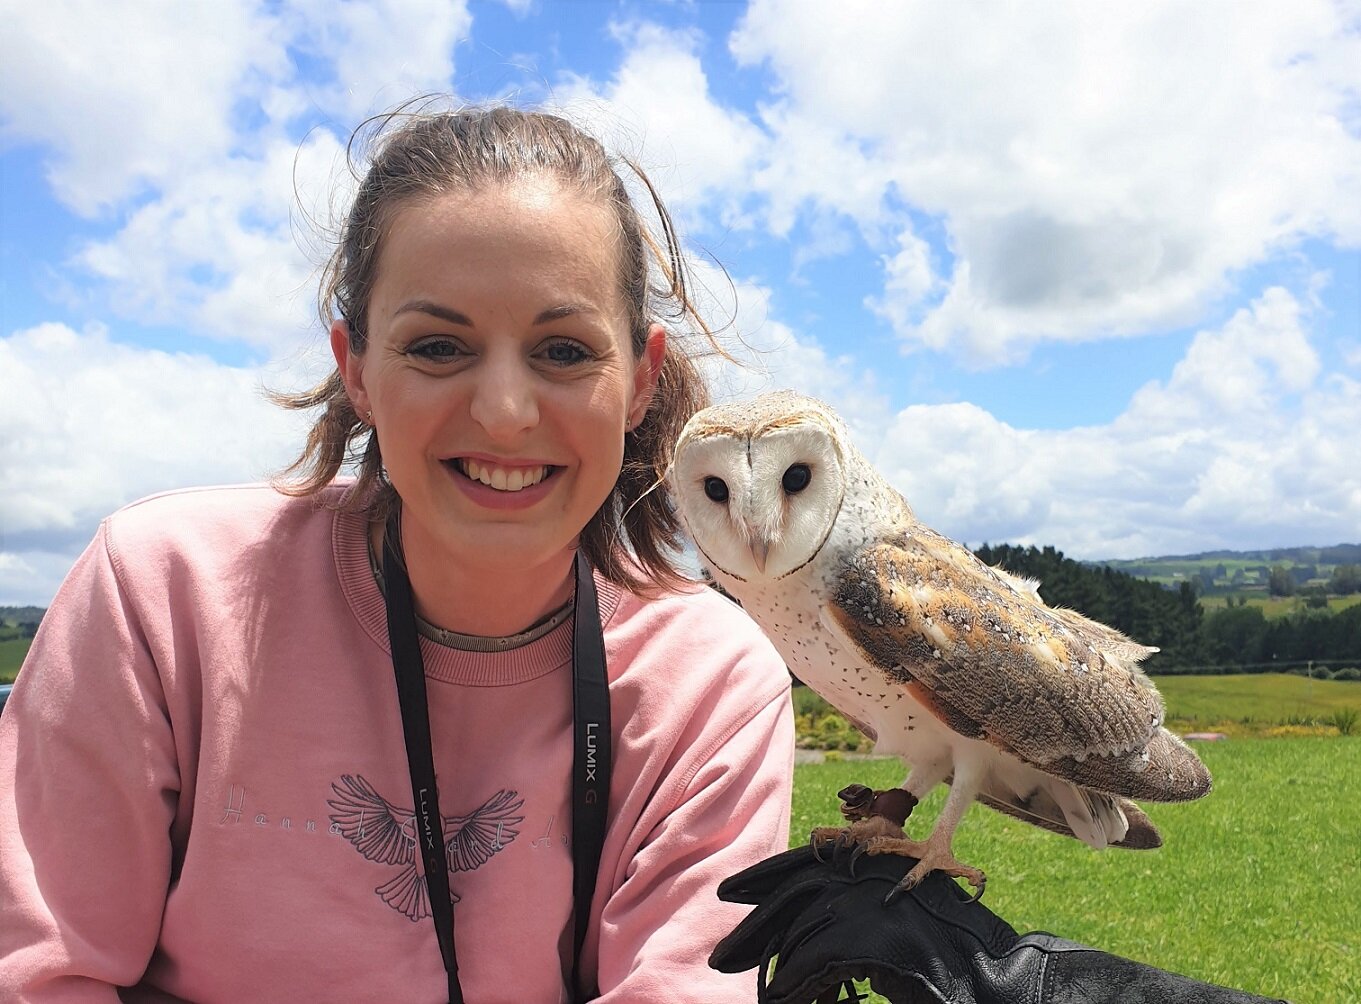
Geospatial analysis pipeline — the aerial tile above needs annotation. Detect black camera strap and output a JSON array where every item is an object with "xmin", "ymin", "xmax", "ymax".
[{"xmin": 381, "ymin": 510, "xmax": 611, "ymax": 1003}]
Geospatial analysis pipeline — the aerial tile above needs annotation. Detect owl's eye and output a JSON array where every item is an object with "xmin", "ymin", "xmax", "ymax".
[
  {"xmin": 782, "ymin": 464, "xmax": 812, "ymax": 494},
  {"xmin": 703, "ymin": 477, "xmax": 730, "ymax": 503}
]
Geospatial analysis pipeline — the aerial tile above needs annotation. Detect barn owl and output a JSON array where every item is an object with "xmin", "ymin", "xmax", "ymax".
[{"xmin": 672, "ymin": 391, "xmax": 1210, "ymax": 897}]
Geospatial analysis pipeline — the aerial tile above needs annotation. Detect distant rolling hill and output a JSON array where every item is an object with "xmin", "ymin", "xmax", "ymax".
[
  {"xmin": 1092, "ymin": 543, "xmax": 1360, "ymax": 592},
  {"xmin": 1099, "ymin": 543, "xmax": 1361, "ymax": 567}
]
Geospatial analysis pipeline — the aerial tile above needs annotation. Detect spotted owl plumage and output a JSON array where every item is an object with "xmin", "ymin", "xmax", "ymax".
[{"xmin": 672, "ymin": 390, "xmax": 1210, "ymax": 893}]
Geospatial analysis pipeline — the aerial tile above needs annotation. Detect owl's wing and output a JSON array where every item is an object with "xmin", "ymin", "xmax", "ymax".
[
  {"xmin": 327, "ymin": 774, "xmax": 416, "ymax": 865},
  {"xmin": 824, "ymin": 531, "xmax": 1209, "ymax": 802},
  {"xmin": 445, "ymin": 790, "xmax": 526, "ymax": 873},
  {"xmin": 1049, "ymin": 604, "xmax": 1160, "ymax": 664}
]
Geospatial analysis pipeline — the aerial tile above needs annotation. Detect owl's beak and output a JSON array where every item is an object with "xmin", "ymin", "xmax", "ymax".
[{"xmin": 750, "ymin": 537, "xmax": 770, "ymax": 573}]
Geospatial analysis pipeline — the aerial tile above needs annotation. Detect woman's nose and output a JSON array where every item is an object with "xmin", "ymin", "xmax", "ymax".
[{"xmin": 468, "ymin": 354, "xmax": 539, "ymax": 441}]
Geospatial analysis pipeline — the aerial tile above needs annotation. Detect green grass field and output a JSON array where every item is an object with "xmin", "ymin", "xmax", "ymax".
[
  {"xmin": 1198, "ymin": 593, "xmax": 1361, "ymax": 617},
  {"xmin": 795, "ymin": 674, "xmax": 1361, "ymax": 745},
  {"xmin": 1155, "ymin": 673, "xmax": 1361, "ymax": 734},
  {"xmin": 0, "ymin": 638, "xmax": 31, "ymax": 683},
  {"xmin": 792, "ymin": 738, "xmax": 1359, "ymax": 1002}
]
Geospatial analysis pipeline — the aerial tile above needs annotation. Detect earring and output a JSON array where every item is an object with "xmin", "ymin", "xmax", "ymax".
[{"xmin": 366, "ymin": 410, "xmax": 374, "ymax": 424}]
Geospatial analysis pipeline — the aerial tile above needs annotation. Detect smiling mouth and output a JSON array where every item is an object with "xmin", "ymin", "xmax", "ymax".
[{"xmin": 447, "ymin": 458, "xmax": 557, "ymax": 492}]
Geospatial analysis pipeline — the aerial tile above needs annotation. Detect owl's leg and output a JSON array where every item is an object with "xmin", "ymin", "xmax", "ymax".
[
  {"xmin": 866, "ymin": 758, "xmax": 987, "ymax": 900},
  {"xmin": 902, "ymin": 759, "xmax": 951, "ymax": 802}
]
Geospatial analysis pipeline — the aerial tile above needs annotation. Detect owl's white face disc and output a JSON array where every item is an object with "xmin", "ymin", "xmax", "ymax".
[{"xmin": 674, "ymin": 419, "xmax": 844, "ymax": 582}]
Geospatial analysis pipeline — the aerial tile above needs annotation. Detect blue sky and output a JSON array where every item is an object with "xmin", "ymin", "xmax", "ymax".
[{"xmin": 2, "ymin": 0, "xmax": 1359, "ymax": 606}]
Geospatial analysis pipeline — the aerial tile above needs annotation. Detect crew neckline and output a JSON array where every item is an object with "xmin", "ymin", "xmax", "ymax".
[
  {"xmin": 331, "ymin": 493, "xmax": 625, "ymax": 687},
  {"xmin": 365, "ymin": 529, "xmax": 576, "ymax": 652}
]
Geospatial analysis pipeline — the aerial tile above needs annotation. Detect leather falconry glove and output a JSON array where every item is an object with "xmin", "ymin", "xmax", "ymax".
[{"xmin": 709, "ymin": 839, "xmax": 1289, "ymax": 1004}]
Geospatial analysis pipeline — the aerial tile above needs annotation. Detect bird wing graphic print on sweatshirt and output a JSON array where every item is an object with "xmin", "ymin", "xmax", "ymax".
[{"xmin": 327, "ymin": 774, "xmax": 525, "ymax": 921}]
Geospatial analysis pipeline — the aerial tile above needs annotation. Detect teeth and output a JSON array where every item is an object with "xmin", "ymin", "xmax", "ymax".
[{"xmin": 459, "ymin": 459, "xmax": 548, "ymax": 492}]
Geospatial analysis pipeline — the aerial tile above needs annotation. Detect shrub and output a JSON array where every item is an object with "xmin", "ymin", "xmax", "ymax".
[
  {"xmin": 794, "ymin": 706, "xmax": 875, "ymax": 752},
  {"xmin": 1329, "ymin": 708, "xmax": 1359, "ymax": 736}
]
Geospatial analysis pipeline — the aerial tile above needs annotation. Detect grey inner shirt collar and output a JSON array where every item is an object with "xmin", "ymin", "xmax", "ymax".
[{"xmin": 368, "ymin": 534, "xmax": 575, "ymax": 652}]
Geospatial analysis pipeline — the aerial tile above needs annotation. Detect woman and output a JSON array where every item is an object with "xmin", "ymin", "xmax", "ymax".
[{"xmin": 0, "ymin": 106, "xmax": 794, "ymax": 1002}]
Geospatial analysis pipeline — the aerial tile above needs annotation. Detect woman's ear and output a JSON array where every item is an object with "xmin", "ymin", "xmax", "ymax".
[
  {"xmin": 330, "ymin": 319, "xmax": 371, "ymax": 419},
  {"xmin": 628, "ymin": 324, "xmax": 667, "ymax": 429}
]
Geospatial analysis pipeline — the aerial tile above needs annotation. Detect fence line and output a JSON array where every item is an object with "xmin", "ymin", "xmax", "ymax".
[{"xmin": 1151, "ymin": 657, "xmax": 1360, "ymax": 675}]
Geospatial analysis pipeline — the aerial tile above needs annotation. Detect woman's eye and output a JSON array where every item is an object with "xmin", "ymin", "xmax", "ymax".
[
  {"xmin": 408, "ymin": 338, "xmax": 466, "ymax": 362},
  {"xmin": 541, "ymin": 340, "xmax": 591, "ymax": 366}
]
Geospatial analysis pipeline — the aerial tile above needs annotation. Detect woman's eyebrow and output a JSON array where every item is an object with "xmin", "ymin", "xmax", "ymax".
[
  {"xmin": 533, "ymin": 303, "xmax": 598, "ymax": 324},
  {"xmin": 392, "ymin": 300, "xmax": 599, "ymax": 326},
  {"xmin": 394, "ymin": 300, "xmax": 473, "ymax": 326}
]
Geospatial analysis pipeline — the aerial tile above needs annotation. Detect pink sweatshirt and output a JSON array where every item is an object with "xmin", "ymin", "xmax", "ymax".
[{"xmin": 0, "ymin": 485, "xmax": 793, "ymax": 1002}]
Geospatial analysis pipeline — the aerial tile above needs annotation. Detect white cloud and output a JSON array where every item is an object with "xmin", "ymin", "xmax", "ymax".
[
  {"xmin": 864, "ymin": 286, "xmax": 1361, "ymax": 557},
  {"xmin": 0, "ymin": 0, "xmax": 472, "ymax": 216},
  {"xmin": 0, "ymin": 0, "xmax": 288, "ymax": 215},
  {"xmin": 551, "ymin": 21, "xmax": 768, "ymax": 232},
  {"xmin": 3, "ymin": 1, "xmax": 461, "ymax": 354},
  {"xmin": 865, "ymin": 229, "xmax": 941, "ymax": 334},
  {"xmin": 0, "ymin": 323, "xmax": 316, "ymax": 604},
  {"xmin": 730, "ymin": 0, "xmax": 1361, "ymax": 363},
  {"xmin": 663, "ymin": 256, "xmax": 892, "ymax": 446},
  {"xmin": 745, "ymin": 103, "xmax": 893, "ymax": 238},
  {"xmin": 1122, "ymin": 286, "xmax": 1319, "ymax": 426},
  {"xmin": 73, "ymin": 128, "xmax": 352, "ymax": 350},
  {"xmin": 281, "ymin": 0, "xmax": 471, "ymax": 121}
]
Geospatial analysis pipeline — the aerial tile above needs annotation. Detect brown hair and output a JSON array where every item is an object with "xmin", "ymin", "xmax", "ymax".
[{"xmin": 275, "ymin": 103, "xmax": 721, "ymax": 593}]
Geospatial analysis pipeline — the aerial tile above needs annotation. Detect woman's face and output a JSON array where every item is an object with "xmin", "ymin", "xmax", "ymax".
[{"xmin": 332, "ymin": 177, "xmax": 664, "ymax": 577}]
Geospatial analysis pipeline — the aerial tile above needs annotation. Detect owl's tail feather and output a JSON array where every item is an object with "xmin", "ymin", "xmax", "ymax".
[
  {"xmin": 976, "ymin": 776, "xmax": 1162, "ymax": 851},
  {"xmin": 1050, "ymin": 784, "xmax": 1129, "ymax": 849}
]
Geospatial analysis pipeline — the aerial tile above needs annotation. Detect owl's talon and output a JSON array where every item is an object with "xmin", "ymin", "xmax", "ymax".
[
  {"xmin": 809, "ymin": 826, "xmax": 844, "ymax": 862},
  {"xmin": 965, "ymin": 876, "xmax": 987, "ymax": 903},
  {"xmin": 880, "ymin": 851, "xmax": 987, "ymax": 903},
  {"xmin": 810, "ymin": 835, "xmax": 828, "ymax": 863},
  {"xmin": 848, "ymin": 841, "xmax": 871, "ymax": 877},
  {"xmin": 951, "ymin": 864, "xmax": 987, "ymax": 901},
  {"xmin": 883, "ymin": 862, "xmax": 927, "ymax": 904}
]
